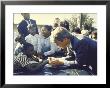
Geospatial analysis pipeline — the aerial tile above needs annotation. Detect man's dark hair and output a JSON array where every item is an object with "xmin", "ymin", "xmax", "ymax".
[{"xmin": 52, "ymin": 27, "xmax": 71, "ymax": 42}]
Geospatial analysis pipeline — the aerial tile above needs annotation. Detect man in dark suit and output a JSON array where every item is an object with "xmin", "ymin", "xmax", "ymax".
[
  {"xmin": 17, "ymin": 13, "xmax": 38, "ymax": 38},
  {"xmin": 49, "ymin": 27, "xmax": 97, "ymax": 75}
]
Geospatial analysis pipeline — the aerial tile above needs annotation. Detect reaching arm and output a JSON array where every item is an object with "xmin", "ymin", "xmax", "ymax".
[
  {"xmin": 44, "ymin": 43, "xmax": 58, "ymax": 56},
  {"xmin": 48, "ymin": 57, "xmax": 77, "ymax": 66}
]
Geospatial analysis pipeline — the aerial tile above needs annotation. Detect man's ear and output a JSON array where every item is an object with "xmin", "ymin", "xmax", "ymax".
[{"xmin": 64, "ymin": 38, "xmax": 70, "ymax": 43}]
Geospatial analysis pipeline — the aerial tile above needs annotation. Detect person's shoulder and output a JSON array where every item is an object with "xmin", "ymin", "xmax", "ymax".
[
  {"xmin": 25, "ymin": 34, "xmax": 32, "ymax": 39},
  {"xmin": 38, "ymin": 34, "xmax": 42, "ymax": 38},
  {"xmin": 81, "ymin": 36, "xmax": 97, "ymax": 47},
  {"xmin": 74, "ymin": 33, "xmax": 85, "ymax": 40},
  {"xmin": 47, "ymin": 36, "xmax": 50, "ymax": 40},
  {"xmin": 37, "ymin": 35, "xmax": 44, "ymax": 42},
  {"xmin": 20, "ymin": 20, "xmax": 26, "ymax": 24},
  {"xmin": 84, "ymin": 36, "xmax": 96, "ymax": 42},
  {"xmin": 34, "ymin": 34, "xmax": 39, "ymax": 38},
  {"xmin": 18, "ymin": 20, "xmax": 26, "ymax": 26}
]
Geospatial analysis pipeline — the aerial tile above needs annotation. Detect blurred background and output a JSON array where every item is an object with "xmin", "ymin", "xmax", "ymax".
[{"xmin": 13, "ymin": 13, "xmax": 97, "ymax": 33}]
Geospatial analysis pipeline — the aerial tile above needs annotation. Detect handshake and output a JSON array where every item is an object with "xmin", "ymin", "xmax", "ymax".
[
  {"xmin": 47, "ymin": 57, "xmax": 65, "ymax": 66},
  {"xmin": 37, "ymin": 52, "xmax": 65, "ymax": 66}
]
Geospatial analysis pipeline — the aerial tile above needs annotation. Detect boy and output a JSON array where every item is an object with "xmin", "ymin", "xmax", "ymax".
[{"xmin": 37, "ymin": 25, "xmax": 61, "ymax": 58}]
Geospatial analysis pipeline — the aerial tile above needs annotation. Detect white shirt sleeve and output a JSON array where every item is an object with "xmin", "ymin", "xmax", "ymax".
[
  {"xmin": 60, "ymin": 57, "xmax": 77, "ymax": 66},
  {"xmin": 64, "ymin": 60, "xmax": 74, "ymax": 66},
  {"xmin": 64, "ymin": 60, "xmax": 78, "ymax": 66}
]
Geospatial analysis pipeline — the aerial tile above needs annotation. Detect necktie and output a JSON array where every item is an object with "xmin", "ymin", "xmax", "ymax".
[{"xmin": 25, "ymin": 20, "xmax": 32, "ymax": 30}]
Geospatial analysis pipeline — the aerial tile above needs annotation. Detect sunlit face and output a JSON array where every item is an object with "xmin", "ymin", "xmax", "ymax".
[
  {"xmin": 55, "ymin": 38, "xmax": 70, "ymax": 49},
  {"xmin": 41, "ymin": 27, "xmax": 51, "ymax": 38}
]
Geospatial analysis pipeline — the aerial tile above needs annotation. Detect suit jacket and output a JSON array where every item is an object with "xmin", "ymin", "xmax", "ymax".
[
  {"xmin": 70, "ymin": 34, "xmax": 97, "ymax": 74},
  {"xmin": 17, "ymin": 19, "xmax": 38, "ymax": 37}
]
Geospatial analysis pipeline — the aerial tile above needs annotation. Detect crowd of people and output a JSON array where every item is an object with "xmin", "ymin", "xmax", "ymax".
[{"xmin": 14, "ymin": 13, "xmax": 97, "ymax": 75}]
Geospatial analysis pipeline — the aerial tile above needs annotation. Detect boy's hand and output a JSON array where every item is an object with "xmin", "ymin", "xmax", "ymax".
[{"xmin": 37, "ymin": 53, "xmax": 45, "ymax": 59}]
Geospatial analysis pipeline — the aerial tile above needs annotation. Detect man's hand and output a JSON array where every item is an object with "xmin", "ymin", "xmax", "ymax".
[{"xmin": 48, "ymin": 57, "xmax": 64, "ymax": 66}]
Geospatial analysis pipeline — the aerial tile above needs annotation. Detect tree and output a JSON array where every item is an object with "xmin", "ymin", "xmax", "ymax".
[
  {"xmin": 80, "ymin": 13, "xmax": 94, "ymax": 31},
  {"xmin": 80, "ymin": 13, "xmax": 88, "ymax": 29},
  {"xmin": 66, "ymin": 15, "xmax": 79, "ymax": 32},
  {"xmin": 66, "ymin": 13, "xmax": 95, "ymax": 33}
]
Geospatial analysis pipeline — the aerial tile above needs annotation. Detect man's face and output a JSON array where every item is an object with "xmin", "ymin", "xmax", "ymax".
[
  {"xmin": 55, "ymin": 38, "xmax": 70, "ymax": 49},
  {"xmin": 22, "ymin": 13, "xmax": 30, "ymax": 20}
]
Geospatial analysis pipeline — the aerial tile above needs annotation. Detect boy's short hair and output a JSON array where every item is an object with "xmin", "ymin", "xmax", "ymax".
[
  {"xmin": 51, "ymin": 27, "xmax": 71, "ymax": 42},
  {"xmin": 43, "ymin": 25, "xmax": 52, "ymax": 32},
  {"xmin": 23, "ymin": 43, "xmax": 34, "ymax": 51}
]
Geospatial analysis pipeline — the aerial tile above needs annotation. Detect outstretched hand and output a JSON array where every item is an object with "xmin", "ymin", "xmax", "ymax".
[{"xmin": 48, "ymin": 57, "xmax": 64, "ymax": 66}]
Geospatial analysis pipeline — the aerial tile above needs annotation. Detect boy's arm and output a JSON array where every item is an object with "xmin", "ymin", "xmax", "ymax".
[{"xmin": 44, "ymin": 43, "xmax": 57, "ymax": 56}]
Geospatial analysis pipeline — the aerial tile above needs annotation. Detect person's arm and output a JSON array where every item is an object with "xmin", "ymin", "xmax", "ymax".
[
  {"xmin": 63, "ymin": 59, "xmax": 77, "ymax": 66},
  {"xmin": 14, "ymin": 43, "xmax": 23, "ymax": 55},
  {"xmin": 48, "ymin": 57, "xmax": 77, "ymax": 66},
  {"xmin": 17, "ymin": 21, "xmax": 24, "ymax": 35},
  {"xmin": 44, "ymin": 43, "xmax": 57, "ymax": 56},
  {"xmin": 75, "ymin": 39, "xmax": 89, "ymax": 66},
  {"xmin": 59, "ymin": 57, "xmax": 77, "ymax": 66}
]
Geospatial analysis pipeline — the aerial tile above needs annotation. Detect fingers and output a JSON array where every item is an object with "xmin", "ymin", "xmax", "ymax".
[
  {"xmin": 48, "ymin": 57, "xmax": 51, "ymax": 64},
  {"xmin": 47, "ymin": 57, "xmax": 64, "ymax": 66}
]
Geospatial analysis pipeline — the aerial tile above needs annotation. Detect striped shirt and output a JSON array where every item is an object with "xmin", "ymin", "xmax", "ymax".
[{"xmin": 14, "ymin": 53, "xmax": 30, "ymax": 67}]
